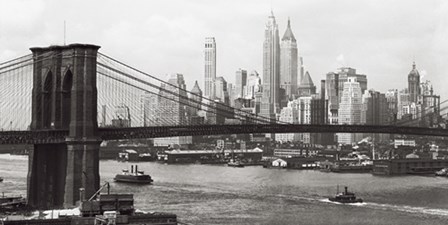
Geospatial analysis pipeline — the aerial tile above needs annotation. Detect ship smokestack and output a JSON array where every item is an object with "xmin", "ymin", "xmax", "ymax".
[
  {"xmin": 79, "ymin": 188, "xmax": 85, "ymax": 202},
  {"xmin": 131, "ymin": 165, "xmax": 134, "ymax": 173},
  {"xmin": 135, "ymin": 165, "xmax": 138, "ymax": 174},
  {"xmin": 344, "ymin": 186, "xmax": 348, "ymax": 194}
]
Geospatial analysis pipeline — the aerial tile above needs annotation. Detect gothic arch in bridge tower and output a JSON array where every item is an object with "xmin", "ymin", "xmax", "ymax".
[
  {"xmin": 61, "ymin": 69, "xmax": 73, "ymax": 128},
  {"xmin": 43, "ymin": 70, "xmax": 53, "ymax": 128}
]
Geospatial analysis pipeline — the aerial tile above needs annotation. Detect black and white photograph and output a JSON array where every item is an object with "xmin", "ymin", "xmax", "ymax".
[{"xmin": 1, "ymin": 0, "xmax": 448, "ymax": 224}]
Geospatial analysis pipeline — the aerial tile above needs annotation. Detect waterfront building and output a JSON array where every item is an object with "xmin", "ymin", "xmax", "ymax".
[
  {"xmin": 280, "ymin": 18, "xmax": 298, "ymax": 100},
  {"xmin": 338, "ymin": 77, "xmax": 362, "ymax": 144},
  {"xmin": 408, "ymin": 62, "xmax": 420, "ymax": 103},
  {"xmin": 260, "ymin": 11, "xmax": 281, "ymax": 127},
  {"xmin": 204, "ymin": 37, "xmax": 216, "ymax": 99},
  {"xmin": 373, "ymin": 159, "xmax": 448, "ymax": 175}
]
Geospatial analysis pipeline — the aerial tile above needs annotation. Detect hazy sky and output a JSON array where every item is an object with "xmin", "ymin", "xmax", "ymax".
[{"xmin": 1, "ymin": 0, "xmax": 447, "ymax": 99}]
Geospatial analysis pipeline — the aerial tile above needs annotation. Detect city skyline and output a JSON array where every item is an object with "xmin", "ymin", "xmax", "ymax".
[{"xmin": 0, "ymin": 0, "xmax": 447, "ymax": 100}]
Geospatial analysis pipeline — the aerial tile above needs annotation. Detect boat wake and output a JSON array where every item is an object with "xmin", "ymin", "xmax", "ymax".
[
  {"xmin": 319, "ymin": 198, "xmax": 448, "ymax": 217},
  {"xmin": 366, "ymin": 202, "xmax": 448, "ymax": 217},
  {"xmin": 319, "ymin": 198, "xmax": 366, "ymax": 206}
]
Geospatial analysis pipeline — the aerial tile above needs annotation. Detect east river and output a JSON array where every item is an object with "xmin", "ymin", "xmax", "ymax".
[{"xmin": 1, "ymin": 154, "xmax": 448, "ymax": 225}]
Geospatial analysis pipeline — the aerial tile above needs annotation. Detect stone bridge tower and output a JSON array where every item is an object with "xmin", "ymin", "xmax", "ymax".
[{"xmin": 27, "ymin": 44, "xmax": 101, "ymax": 209}]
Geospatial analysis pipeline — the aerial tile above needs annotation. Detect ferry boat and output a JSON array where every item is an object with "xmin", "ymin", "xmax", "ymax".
[
  {"xmin": 328, "ymin": 186, "xmax": 363, "ymax": 203},
  {"xmin": 0, "ymin": 194, "xmax": 26, "ymax": 210},
  {"xmin": 114, "ymin": 165, "xmax": 153, "ymax": 184}
]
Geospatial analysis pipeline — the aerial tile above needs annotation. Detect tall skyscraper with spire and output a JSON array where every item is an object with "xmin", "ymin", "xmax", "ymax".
[
  {"xmin": 280, "ymin": 18, "xmax": 298, "ymax": 100},
  {"xmin": 408, "ymin": 62, "xmax": 420, "ymax": 103},
  {"xmin": 261, "ymin": 11, "xmax": 281, "ymax": 122},
  {"xmin": 204, "ymin": 37, "xmax": 216, "ymax": 99}
]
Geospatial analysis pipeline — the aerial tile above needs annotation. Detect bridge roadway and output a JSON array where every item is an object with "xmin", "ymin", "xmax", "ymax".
[{"xmin": 0, "ymin": 124, "xmax": 447, "ymax": 144}]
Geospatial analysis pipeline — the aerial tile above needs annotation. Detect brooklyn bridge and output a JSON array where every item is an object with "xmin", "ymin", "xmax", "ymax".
[{"xmin": 0, "ymin": 44, "xmax": 446, "ymax": 209}]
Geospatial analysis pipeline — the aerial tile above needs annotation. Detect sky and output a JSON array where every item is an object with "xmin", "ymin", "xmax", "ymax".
[{"xmin": 1, "ymin": 0, "xmax": 448, "ymax": 100}]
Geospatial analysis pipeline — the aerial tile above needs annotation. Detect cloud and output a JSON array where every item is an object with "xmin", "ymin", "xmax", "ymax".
[{"xmin": 0, "ymin": 0, "xmax": 447, "ymax": 100}]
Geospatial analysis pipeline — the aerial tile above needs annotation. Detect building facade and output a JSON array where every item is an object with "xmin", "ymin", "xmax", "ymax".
[
  {"xmin": 235, "ymin": 69, "xmax": 247, "ymax": 99},
  {"xmin": 280, "ymin": 18, "xmax": 298, "ymax": 100},
  {"xmin": 204, "ymin": 37, "xmax": 216, "ymax": 99},
  {"xmin": 408, "ymin": 62, "xmax": 420, "ymax": 103},
  {"xmin": 260, "ymin": 11, "xmax": 281, "ymax": 125},
  {"xmin": 158, "ymin": 73, "xmax": 189, "ymax": 126},
  {"xmin": 338, "ymin": 77, "xmax": 362, "ymax": 144},
  {"xmin": 244, "ymin": 70, "xmax": 262, "ymax": 99}
]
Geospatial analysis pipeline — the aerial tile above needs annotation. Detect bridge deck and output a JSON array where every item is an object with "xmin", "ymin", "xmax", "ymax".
[{"xmin": 0, "ymin": 124, "xmax": 446, "ymax": 144}]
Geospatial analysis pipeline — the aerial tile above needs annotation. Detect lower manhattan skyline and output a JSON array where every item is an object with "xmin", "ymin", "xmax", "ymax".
[
  {"xmin": 0, "ymin": 0, "xmax": 447, "ymax": 99},
  {"xmin": 2, "ymin": 1, "xmax": 448, "ymax": 225}
]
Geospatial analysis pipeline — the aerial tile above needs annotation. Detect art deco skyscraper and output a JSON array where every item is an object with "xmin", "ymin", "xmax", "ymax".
[
  {"xmin": 280, "ymin": 18, "xmax": 298, "ymax": 100},
  {"xmin": 261, "ymin": 11, "xmax": 281, "ymax": 121},
  {"xmin": 408, "ymin": 62, "xmax": 420, "ymax": 103},
  {"xmin": 204, "ymin": 37, "xmax": 216, "ymax": 99}
]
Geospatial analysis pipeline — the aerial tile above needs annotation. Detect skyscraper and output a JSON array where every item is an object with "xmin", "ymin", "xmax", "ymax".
[
  {"xmin": 361, "ymin": 90, "xmax": 389, "ymax": 142},
  {"xmin": 158, "ymin": 73, "xmax": 189, "ymax": 126},
  {"xmin": 408, "ymin": 62, "xmax": 420, "ymax": 103},
  {"xmin": 338, "ymin": 77, "xmax": 362, "ymax": 144},
  {"xmin": 215, "ymin": 76, "xmax": 229, "ymax": 105},
  {"xmin": 204, "ymin": 37, "xmax": 216, "ymax": 99},
  {"xmin": 189, "ymin": 81, "xmax": 202, "ymax": 117},
  {"xmin": 141, "ymin": 92, "xmax": 159, "ymax": 126},
  {"xmin": 298, "ymin": 71, "xmax": 316, "ymax": 97},
  {"xmin": 235, "ymin": 69, "xmax": 247, "ymax": 99},
  {"xmin": 244, "ymin": 70, "xmax": 261, "ymax": 99},
  {"xmin": 280, "ymin": 18, "xmax": 298, "ymax": 100},
  {"xmin": 261, "ymin": 11, "xmax": 281, "ymax": 122}
]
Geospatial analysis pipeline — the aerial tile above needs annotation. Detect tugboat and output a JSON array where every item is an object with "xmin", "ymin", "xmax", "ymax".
[
  {"xmin": 227, "ymin": 159, "xmax": 245, "ymax": 168},
  {"xmin": 329, "ymin": 186, "xmax": 363, "ymax": 203},
  {"xmin": 114, "ymin": 165, "xmax": 153, "ymax": 184}
]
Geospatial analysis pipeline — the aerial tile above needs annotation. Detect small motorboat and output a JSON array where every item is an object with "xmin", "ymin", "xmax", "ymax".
[
  {"xmin": 329, "ymin": 186, "xmax": 363, "ymax": 203},
  {"xmin": 435, "ymin": 168, "xmax": 448, "ymax": 176},
  {"xmin": 114, "ymin": 165, "xmax": 153, "ymax": 184}
]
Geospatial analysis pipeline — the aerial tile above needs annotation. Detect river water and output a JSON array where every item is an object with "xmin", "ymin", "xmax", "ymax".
[{"xmin": 1, "ymin": 154, "xmax": 448, "ymax": 225}]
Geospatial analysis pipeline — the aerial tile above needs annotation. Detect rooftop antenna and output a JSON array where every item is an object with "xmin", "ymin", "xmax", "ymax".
[{"xmin": 64, "ymin": 20, "xmax": 66, "ymax": 45}]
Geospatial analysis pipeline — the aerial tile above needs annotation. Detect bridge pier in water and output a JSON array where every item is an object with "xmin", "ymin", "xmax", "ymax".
[{"xmin": 27, "ymin": 44, "xmax": 101, "ymax": 209}]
